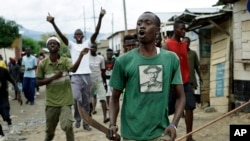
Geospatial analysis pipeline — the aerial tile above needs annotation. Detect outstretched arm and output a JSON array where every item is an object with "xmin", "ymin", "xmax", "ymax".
[
  {"xmin": 69, "ymin": 48, "xmax": 90, "ymax": 72},
  {"xmin": 47, "ymin": 13, "xmax": 69, "ymax": 45},
  {"xmin": 37, "ymin": 72, "xmax": 63, "ymax": 86},
  {"xmin": 90, "ymin": 8, "xmax": 106, "ymax": 44}
]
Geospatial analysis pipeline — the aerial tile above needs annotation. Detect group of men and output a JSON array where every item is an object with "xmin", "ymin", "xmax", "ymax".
[
  {"xmin": 39, "ymin": 7, "xmax": 116, "ymax": 141},
  {"xmin": 0, "ymin": 8, "xmax": 202, "ymax": 141},
  {"xmin": 44, "ymin": 10, "xmax": 202, "ymax": 141}
]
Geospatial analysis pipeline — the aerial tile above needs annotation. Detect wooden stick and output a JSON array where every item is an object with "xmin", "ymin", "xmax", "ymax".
[{"xmin": 176, "ymin": 100, "xmax": 250, "ymax": 141}]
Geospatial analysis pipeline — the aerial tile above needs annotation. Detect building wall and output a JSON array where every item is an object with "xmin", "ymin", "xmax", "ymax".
[
  {"xmin": 233, "ymin": 0, "xmax": 250, "ymax": 111},
  {"xmin": 108, "ymin": 29, "xmax": 136, "ymax": 54},
  {"xmin": 0, "ymin": 48, "xmax": 15, "ymax": 64},
  {"xmin": 233, "ymin": 0, "xmax": 250, "ymax": 80},
  {"xmin": 210, "ymin": 20, "xmax": 232, "ymax": 113},
  {"xmin": 108, "ymin": 33, "xmax": 122, "ymax": 52},
  {"xmin": 97, "ymin": 40, "xmax": 109, "ymax": 58}
]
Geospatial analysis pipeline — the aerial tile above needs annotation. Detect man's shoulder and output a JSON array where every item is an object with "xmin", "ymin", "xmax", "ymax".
[
  {"xmin": 59, "ymin": 56, "xmax": 72, "ymax": 64},
  {"xmin": 97, "ymin": 55, "xmax": 105, "ymax": 60},
  {"xmin": 160, "ymin": 48, "xmax": 178, "ymax": 58},
  {"xmin": 166, "ymin": 38, "xmax": 176, "ymax": 43},
  {"xmin": 0, "ymin": 67, "xmax": 8, "ymax": 72},
  {"xmin": 190, "ymin": 49, "xmax": 197, "ymax": 54},
  {"xmin": 30, "ymin": 55, "xmax": 36, "ymax": 59}
]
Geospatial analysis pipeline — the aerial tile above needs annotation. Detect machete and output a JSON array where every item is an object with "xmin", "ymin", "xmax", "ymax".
[{"xmin": 77, "ymin": 102, "xmax": 121, "ymax": 141}]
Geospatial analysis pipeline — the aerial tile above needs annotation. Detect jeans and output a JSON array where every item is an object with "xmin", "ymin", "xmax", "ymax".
[{"xmin": 22, "ymin": 77, "xmax": 36, "ymax": 103}]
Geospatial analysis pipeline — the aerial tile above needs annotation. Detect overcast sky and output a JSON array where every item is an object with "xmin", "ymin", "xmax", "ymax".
[{"xmin": 0, "ymin": 0, "xmax": 219, "ymax": 34}]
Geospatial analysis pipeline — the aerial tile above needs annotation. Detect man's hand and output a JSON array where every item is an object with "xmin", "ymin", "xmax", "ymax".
[
  {"xmin": 52, "ymin": 71, "xmax": 63, "ymax": 80},
  {"xmin": 15, "ymin": 90, "xmax": 23, "ymax": 105},
  {"xmin": 106, "ymin": 125, "xmax": 120, "ymax": 141},
  {"xmin": 80, "ymin": 48, "xmax": 90, "ymax": 56},
  {"xmin": 100, "ymin": 7, "xmax": 106, "ymax": 17},
  {"xmin": 161, "ymin": 125, "xmax": 177, "ymax": 141},
  {"xmin": 46, "ymin": 13, "xmax": 54, "ymax": 24},
  {"xmin": 26, "ymin": 68, "xmax": 33, "ymax": 71}
]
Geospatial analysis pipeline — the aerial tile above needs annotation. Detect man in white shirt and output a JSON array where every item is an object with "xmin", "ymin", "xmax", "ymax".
[
  {"xmin": 89, "ymin": 43, "xmax": 109, "ymax": 123},
  {"xmin": 47, "ymin": 8, "xmax": 106, "ymax": 131},
  {"xmin": 22, "ymin": 47, "xmax": 37, "ymax": 105}
]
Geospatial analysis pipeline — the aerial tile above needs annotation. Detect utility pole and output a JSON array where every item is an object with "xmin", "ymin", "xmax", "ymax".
[
  {"xmin": 123, "ymin": 0, "xmax": 128, "ymax": 35},
  {"xmin": 92, "ymin": 0, "xmax": 96, "ymax": 27},
  {"xmin": 112, "ymin": 13, "xmax": 114, "ymax": 50},
  {"xmin": 83, "ymin": 6, "xmax": 86, "ymax": 41}
]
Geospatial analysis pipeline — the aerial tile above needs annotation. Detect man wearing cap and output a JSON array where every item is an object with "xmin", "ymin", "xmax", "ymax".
[
  {"xmin": 36, "ymin": 36, "xmax": 90, "ymax": 141},
  {"xmin": 47, "ymin": 8, "xmax": 105, "ymax": 130},
  {"xmin": 21, "ymin": 47, "xmax": 37, "ymax": 105}
]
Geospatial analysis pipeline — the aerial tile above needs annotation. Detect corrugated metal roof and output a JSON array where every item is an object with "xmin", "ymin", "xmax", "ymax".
[
  {"xmin": 213, "ymin": 0, "xmax": 239, "ymax": 6},
  {"xmin": 187, "ymin": 11, "xmax": 232, "ymax": 30},
  {"xmin": 154, "ymin": 12, "xmax": 182, "ymax": 23},
  {"xmin": 185, "ymin": 8, "xmax": 221, "ymax": 14}
]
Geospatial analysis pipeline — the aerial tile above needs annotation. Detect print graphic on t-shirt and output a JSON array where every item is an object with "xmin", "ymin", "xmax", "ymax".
[
  {"xmin": 105, "ymin": 63, "xmax": 113, "ymax": 76},
  {"xmin": 139, "ymin": 65, "xmax": 163, "ymax": 93}
]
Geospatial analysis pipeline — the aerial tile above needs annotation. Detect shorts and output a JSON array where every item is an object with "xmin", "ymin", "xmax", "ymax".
[
  {"xmin": 106, "ymin": 79, "xmax": 113, "ymax": 96},
  {"xmin": 184, "ymin": 83, "xmax": 196, "ymax": 110},
  {"xmin": 91, "ymin": 81, "xmax": 106, "ymax": 101}
]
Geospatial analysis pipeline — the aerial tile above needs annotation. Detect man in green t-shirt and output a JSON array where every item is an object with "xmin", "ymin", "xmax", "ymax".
[
  {"xmin": 36, "ymin": 36, "xmax": 90, "ymax": 141},
  {"xmin": 107, "ymin": 12, "xmax": 186, "ymax": 141}
]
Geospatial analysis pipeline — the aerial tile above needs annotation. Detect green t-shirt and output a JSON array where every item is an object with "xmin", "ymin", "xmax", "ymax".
[
  {"xmin": 109, "ymin": 48, "xmax": 183, "ymax": 140},
  {"xmin": 36, "ymin": 57, "xmax": 74, "ymax": 107}
]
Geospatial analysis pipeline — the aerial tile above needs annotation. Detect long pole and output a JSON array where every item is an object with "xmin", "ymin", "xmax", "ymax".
[
  {"xmin": 112, "ymin": 13, "xmax": 114, "ymax": 50},
  {"xmin": 122, "ymin": 0, "xmax": 128, "ymax": 35},
  {"xmin": 176, "ymin": 100, "xmax": 250, "ymax": 141},
  {"xmin": 83, "ymin": 6, "xmax": 86, "ymax": 41},
  {"xmin": 92, "ymin": 0, "xmax": 96, "ymax": 27}
]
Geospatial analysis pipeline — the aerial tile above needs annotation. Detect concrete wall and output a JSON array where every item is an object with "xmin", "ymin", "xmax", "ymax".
[
  {"xmin": 0, "ymin": 48, "xmax": 15, "ymax": 64},
  {"xmin": 233, "ymin": 0, "xmax": 250, "ymax": 80},
  {"xmin": 232, "ymin": 0, "xmax": 250, "ymax": 111},
  {"xmin": 108, "ymin": 29, "xmax": 136, "ymax": 53},
  {"xmin": 210, "ymin": 19, "xmax": 232, "ymax": 113}
]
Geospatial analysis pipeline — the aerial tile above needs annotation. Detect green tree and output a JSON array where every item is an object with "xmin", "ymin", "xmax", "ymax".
[
  {"xmin": 22, "ymin": 37, "xmax": 41, "ymax": 56},
  {"xmin": 0, "ymin": 17, "xmax": 20, "ymax": 48},
  {"xmin": 0, "ymin": 17, "xmax": 20, "ymax": 62}
]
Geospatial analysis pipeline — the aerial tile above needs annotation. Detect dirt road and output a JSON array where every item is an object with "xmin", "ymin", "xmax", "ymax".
[{"xmin": 2, "ymin": 86, "xmax": 250, "ymax": 141}]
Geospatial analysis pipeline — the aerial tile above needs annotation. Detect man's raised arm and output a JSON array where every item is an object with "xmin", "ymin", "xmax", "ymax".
[
  {"xmin": 47, "ymin": 13, "xmax": 69, "ymax": 45},
  {"xmin": 90, "ymin": 8, "xmax": 106, "ymax": 44}
]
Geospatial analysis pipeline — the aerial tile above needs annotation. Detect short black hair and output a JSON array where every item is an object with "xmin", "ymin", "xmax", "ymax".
[
  {"xmin": 166, "ymin": 31, "xmax": 174, "ymax": 38},
  {"xmin": 123, "ymin": 35, "xmax": 136, "ymax": 44},
  {"xmin": 74, "ymin": 29, "xmax": 83, "ymax": 35},
  {"xmin": 174, "ymin": 20, "xmax": 185, "ymax": 28},
  {"xmin": 106, "ymin": 48, "xmax": 113, "ymax": 52},
  {"xmin": 183, "ymin": 36, "xmax": 191, "ymax": 42},
  {"xmin": 143, "ymin": 11, "xmax": 161, "ymax": 27}
]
